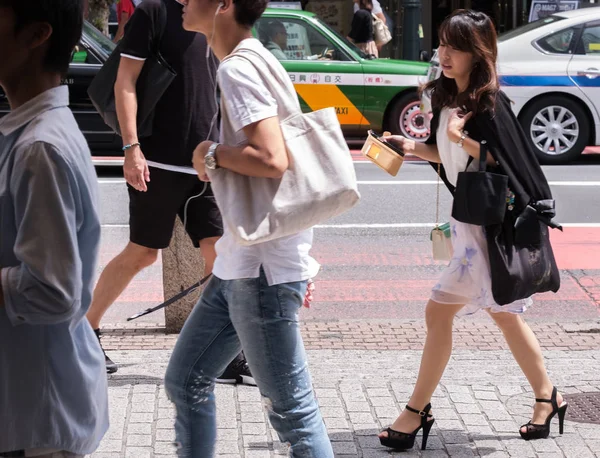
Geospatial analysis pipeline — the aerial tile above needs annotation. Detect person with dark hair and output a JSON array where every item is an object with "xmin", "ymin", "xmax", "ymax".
[
  {"xmin": 353, "ymin": 0, "xmax": 386, "ymax": 24},
  {"xmin": 348, "ymin": 0, "xmax": 378, "ymax": 57},
  {"xmin": 379, "ymin": 10, "xmax": 565, "ymax": 451},
  {"xmin": 0, "ymin": 0, "xmax": 108, "ymax": 456},
  {"xmin": 261, "ymin": 20, "xmax": 288, "ymax": 60},
  {"xmin": 165, "ymin": 0, "xmax": 334, "ymax": 456},
  {"xmin": 86, "ymin": 0, "xmax": 254, "ymax": 386}
]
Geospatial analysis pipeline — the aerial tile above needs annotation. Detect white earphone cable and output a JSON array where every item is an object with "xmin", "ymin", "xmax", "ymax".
[{"xmin": 183, "ymin": 3, "xmax": 222, "ymax": 232}]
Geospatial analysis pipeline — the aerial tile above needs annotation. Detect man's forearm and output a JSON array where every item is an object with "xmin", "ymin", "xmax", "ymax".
[
  {"xmin": 115, "ymin": 84, "xmax": 139, "ymax": 145},
  {"xmin": 217, "ymin": 144, "xmax": 287, "ymax": 178}
]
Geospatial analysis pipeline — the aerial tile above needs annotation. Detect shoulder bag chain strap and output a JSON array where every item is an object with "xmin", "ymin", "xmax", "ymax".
[{"xmin": 435, "ymin": 163, "xmax": 441, "ymax": 229}]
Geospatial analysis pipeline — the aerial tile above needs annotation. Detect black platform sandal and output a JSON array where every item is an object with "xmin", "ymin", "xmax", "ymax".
[
  {"xmin": 379, "ymin": 403, "xmax": 435, "ymax": 451},
  {"xmin": 520, "ymin": 387, "xmax": 568, "ymax": 441}
]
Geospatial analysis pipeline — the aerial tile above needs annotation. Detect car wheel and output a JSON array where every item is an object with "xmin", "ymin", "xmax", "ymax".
[
  {"xmin": 520, "ymin": 96, "xmax": 590, "ymax": 165},
  {"xmin": 386, "ymin": 92, "xmax": 430, "ymax": 141}
]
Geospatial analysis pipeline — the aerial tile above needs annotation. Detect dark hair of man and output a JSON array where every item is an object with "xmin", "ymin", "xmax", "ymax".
[
  {"xmin": 232, "ymin": 0, "xmax": 269, "ymax": 28},
  {"xmin": 0, "ymin": 0, "xmax": 83, "ymax": 75},
  {"xmin": 359, "ymin": 0, "xmax": 373, "ymax": 11},
  {"xmin": 258, "ymin": 20, "xmax": 282, "ymax": 45}
]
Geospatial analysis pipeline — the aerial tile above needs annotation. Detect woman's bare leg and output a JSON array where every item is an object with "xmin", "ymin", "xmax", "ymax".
[
  {"xmin": 380, "ymin": 300, "xmax": 465, "ymax": 437},
  {"xmin": 487, "ymin": 311, "xmax": 563, "ymax": 433}
]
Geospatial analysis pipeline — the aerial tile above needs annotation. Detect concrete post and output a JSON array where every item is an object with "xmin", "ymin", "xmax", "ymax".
[{"xmin": 162, "ymin": 218, "xmax": 205, "ymax": 334}]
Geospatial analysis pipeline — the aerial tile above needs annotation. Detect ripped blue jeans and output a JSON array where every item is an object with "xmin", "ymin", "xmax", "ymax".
[{"xmin": 165, "ymin": 268, "xmax": 334, "ymax": 458}]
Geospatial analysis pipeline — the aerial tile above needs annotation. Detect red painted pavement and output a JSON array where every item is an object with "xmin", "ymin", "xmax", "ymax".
[
  {"xmin": 312, "ymin": 275, "xmax": 589, "ymax": 304},
  {"xmin": 106, "ymin": 228, "xmax": 600, "ymax": 307},
  {"xmin": 551, "ymin": 228, "xmax": 600, "ymax": 270}
]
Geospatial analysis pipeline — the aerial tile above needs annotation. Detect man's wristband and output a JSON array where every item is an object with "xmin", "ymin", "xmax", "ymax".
[{"xmin": 122, "ymin": 142, "xmax": 141, "ymax": 152}]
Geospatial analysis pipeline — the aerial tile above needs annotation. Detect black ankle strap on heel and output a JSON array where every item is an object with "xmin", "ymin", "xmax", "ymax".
[
  {"xmin": 520, "ymin": 386, "xmax": 568, "ymax": 441},
  {"xmin": 535, "ymin": 386, "xmax": 559, "ymax": 412},
  {"xmin": 405, "ymin": 403, "xmax": 433, "ymax": 417},
  {"xmin": 405, "ymin": 403, "xmax": 433, "ymax": 427}
]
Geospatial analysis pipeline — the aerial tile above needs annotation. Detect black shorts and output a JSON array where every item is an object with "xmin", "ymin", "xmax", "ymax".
[{"xmin": 128, "ymin": 167, "xmax": 223, "ymax": 249}]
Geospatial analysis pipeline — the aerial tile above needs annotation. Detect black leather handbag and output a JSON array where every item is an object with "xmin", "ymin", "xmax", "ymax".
[
  {"xmin": 87, "ymin": 1, "xmax": 176, "ymax": 138},
  {"xmin": 451, "ymin": 141, "xmax": 508, "ymax": 226},
  {"xmin": 485, "ymin": 201, "xmax": 561, "ymax": 305}
]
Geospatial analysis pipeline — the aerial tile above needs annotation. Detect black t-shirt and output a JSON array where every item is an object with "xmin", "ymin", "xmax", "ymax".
[
  {"xmin": 120, "ymin": 0, "xmax": 218, "ymax": 167},
  {"xmin": 349, "ymin": 9, "xmax": 373, "ymax": 44}
]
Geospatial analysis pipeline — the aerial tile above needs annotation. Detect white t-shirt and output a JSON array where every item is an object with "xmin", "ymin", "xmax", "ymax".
[
  {"xmin": 354, "ymin": 0, "xmax": 383, "ymax": 15},
  {"xmin": 212, "ymin": 38, "xmax": 320, "ymax": 286}
]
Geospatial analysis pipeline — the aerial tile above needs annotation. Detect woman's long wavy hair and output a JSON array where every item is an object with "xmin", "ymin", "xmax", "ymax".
[{"xmin": 422, "ymin": 10, "xmax": 500, "ymax": 115}]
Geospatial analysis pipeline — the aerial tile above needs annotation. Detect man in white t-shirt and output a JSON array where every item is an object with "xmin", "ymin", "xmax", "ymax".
[{"xmin": 165, "ymin": 0, "xmax": 334, "ymax": 456}]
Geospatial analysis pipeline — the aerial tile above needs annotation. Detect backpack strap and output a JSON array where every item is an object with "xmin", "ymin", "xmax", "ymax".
[{"xmin": 151, "ymin": 0, "xmax": 168, "ymax": 57}]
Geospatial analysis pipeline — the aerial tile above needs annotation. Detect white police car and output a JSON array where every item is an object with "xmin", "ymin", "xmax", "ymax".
[{"xmin": 425, "ymin": 7, "xmax": 600, "ymax": 164}]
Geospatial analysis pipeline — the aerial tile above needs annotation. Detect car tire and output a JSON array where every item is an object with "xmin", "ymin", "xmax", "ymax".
[
  {"xmin": 520, "ymin": 96, "xmax": 590, "ymax": 165},
  {"xmin": 385, "ymin": 92, "xmax": 430, "ymax": 142}
]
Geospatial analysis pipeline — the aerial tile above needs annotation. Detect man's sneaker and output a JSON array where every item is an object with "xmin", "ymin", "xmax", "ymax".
[
  {"xmin": 217, "ymin": 353, "xmax": 256, "ymax": 386},
  {"xmin": 94, "ymin": 328, "xmax": 118, "ymax": 374}
]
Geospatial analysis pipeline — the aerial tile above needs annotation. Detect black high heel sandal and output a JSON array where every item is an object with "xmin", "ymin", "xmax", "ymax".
[
  {"xmin": 379, "ymin": 403, "xmax": 436, "ymax": 451},
  {"xmin": 520, "ymin": 386, "xmax": 568, "ymax": 441}
]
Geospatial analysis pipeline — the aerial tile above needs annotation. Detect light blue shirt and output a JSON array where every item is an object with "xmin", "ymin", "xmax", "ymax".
[{"xmin": 0, "ymin": 86, "xmax": 109, "ymax": 454}]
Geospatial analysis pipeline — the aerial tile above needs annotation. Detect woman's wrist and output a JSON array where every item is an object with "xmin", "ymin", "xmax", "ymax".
[{"xmin": 448, "ymin": 129, "xmax": 462, "ymax": 144}]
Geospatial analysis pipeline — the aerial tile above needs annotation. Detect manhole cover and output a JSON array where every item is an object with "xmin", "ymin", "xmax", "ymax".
[{"xmin": 563, "ymin": 392, "xmax": 600, "ymax": 425}]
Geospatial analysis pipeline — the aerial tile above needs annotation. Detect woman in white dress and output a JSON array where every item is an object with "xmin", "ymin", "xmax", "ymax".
[{"xmin": 378, "ymin": 10, "xmax": 567, "ymax": 451}]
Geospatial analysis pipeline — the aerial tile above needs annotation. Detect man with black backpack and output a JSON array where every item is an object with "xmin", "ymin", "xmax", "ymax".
[{"xmin": 87, "ymin": 0, "xmax": 254, "ymax": 385}]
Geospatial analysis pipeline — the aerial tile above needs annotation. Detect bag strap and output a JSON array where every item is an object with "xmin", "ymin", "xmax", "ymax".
[
  {"xmin": 478, "ymin": 140, "xmax": 488, "ymax": 171},
  {"xmin": 435, "ymin": 163, "xmax": 441, "ymax": 227},
  {"xmin": 220, "ymin": 47, "xmax": 301, "ymax": 119},
  {"xmin": 463, "ymin": 141, "xmax": 488, "ymax": 172},
  {"xmin": 151, "ymin": 0, "xmax": 168, "ymax": 57}
]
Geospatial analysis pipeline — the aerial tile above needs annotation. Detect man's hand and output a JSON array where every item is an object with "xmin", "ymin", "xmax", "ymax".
[
  {"xmin": 193, "ymin": 141, "xmax": 214, "ymax": 182},
  {"xmin": 123, "ymin": 146, "xmax": 150, "ymax": 192},
  {"xmin": 303, "ymin": 280, "xmax": 315, "ymax": 309}
]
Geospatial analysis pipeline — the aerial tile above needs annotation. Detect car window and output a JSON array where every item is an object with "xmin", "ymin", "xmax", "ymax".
[
  {"xmin": 580, "ymin": 24, "xmax": 600, "ymax": 54},
  {"xmin": 71, "ymin": 43, "xmax": 101, "ymax": 65},
  {"xmin": 536, "ymin": 27, "xmax": 577, "ymax": 54},
  {"xmin": 498, "ymin": 15, "xmax": 565, "ymax": 42},
  {"xmin": 255, "ymin": 18, "xmax": 351, "ymax": 61},
  {"xmin": 82, "ymin": 21, "xmax": 116, "ymax": 59},
  {"xmin": 316, "ymin": 18, "xmax": 369, "ymax": 59}
]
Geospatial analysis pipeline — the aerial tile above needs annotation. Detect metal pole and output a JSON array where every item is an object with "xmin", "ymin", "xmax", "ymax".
[{"xmin": 402, "ymin": 0, "xmax": 422, "ymax": 61}]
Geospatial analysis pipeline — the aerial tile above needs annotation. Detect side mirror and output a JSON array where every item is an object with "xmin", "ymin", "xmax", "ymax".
[{"xmin": 420, "ymin": 50, "xmax": 431, "ymax": 62}]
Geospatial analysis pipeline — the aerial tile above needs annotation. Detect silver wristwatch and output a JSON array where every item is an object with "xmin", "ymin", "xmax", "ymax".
[
  {"xmin": 205, "ymin": 142, "xmax": 220, "ymax": 170},
  {"xmin": 457, "ymin": 130, "xmax": 469, "ymax": 149}
]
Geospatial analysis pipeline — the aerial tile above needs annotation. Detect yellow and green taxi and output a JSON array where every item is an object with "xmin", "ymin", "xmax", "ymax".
[{"xmin": 255, "ymin": 9, "xmax": 431, "ymax": 140}]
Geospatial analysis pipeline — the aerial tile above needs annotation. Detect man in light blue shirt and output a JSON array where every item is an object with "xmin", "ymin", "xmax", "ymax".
[{"xmin": 0, "ymin": 0, "xmax": 109, "ymax": 456}]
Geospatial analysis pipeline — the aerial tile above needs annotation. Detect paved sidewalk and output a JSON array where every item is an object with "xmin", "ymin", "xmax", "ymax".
[
  {"xmin": 93, "ymin": 319, "xmax": 600, "ymax": 458},
  {"xmin": 101, "ymin": 320, "xmax": 600, "ymax": 352}
]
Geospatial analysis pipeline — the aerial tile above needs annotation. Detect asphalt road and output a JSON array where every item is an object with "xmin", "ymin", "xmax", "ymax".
[{"xmin": 96, "ymin": 154, "xmax": 600, "ymax": 325}]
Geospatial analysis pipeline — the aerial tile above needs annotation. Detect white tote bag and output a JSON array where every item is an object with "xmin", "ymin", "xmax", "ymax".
[
  {"xmin": 207, "ymin": 48, "xmax": 360, "ymax": 246},
  {"xmin": 373, "ymin": 14, "xmax": 392, "ymax": 47}
]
